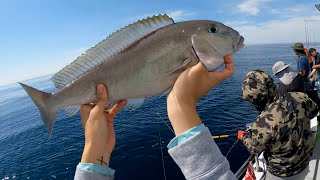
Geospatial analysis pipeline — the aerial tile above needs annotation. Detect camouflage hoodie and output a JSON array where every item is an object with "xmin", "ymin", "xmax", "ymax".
[{"xmin": 242, "ymin": 70, "xmax": 318, "ymax": 177}]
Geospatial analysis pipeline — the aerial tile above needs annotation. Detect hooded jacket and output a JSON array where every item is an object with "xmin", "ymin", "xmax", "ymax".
[{"xmin": 241, "ymin": 70, "xmax": 318, "ymax": 177}]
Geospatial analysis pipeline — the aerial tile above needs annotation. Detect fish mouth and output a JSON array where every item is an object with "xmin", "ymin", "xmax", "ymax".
[
  {"xmin": 238, "ymin": 36, "xmax": 245, "ymax": 48},
  {"xmin": 233, "ymin": 35, "xmax": 245, "ymax": 50}
]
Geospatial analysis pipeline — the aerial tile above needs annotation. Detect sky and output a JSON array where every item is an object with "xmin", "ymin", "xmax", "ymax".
[{"xmin": 0, "ymin": 0, "xmax": 320, "ymax": 86}]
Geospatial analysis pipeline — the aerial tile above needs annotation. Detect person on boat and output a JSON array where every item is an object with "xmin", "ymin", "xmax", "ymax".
[
  {"xmin": 272, "ymin": 60, "xmax": 320, "ymax": 107},
  {"xmin": 238, "ymin": 70, "xmax": 318, "ymax": 179},
  {"xmin": 74, "ymin": 55, "xmax": 238, "ymax": 180},
  {"xmin": 304, "ymin": 48, "xmax": 314, "ymax": 69},
  {"xmin": 292, "ymin": 42, "xmax": 311, "ymax": 92},
  {"xmin": 272, "ymin": 60, "xmax": 304, "ymax": 95},
  {"xmin": 309, "ymin": 48, "xmax": 320, "ymax": 80},
  {"xmin": 309, "ymin": 48, "xmax": 320, "ymax": 64}
]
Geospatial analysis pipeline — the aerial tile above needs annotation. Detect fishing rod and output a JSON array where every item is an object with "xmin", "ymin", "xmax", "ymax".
[
  {"xmin": 212, "ymin": 132, "xmax": 242, "ymax": 158},
  {"xmin": 304, "ymin": 19, "xmax": 310, "ymax": 48},
  {"xmin": 212, "ymin": 133, "xmax": 238, "ymax": 139}
]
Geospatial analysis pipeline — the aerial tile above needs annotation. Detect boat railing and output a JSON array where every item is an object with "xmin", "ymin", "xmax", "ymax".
[{"xmin": 235, "ymin": 154, "xmax": 255, "ymax": 179}]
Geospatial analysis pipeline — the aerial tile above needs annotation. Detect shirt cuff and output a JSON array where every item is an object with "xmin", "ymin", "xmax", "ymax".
[
  {"xmin": 167, "ymin": 124, "xmax": 205, "ymax": 149},
  {"xmin": 78, "ymin": 163, "xmax": 115, "ymax": 176}
]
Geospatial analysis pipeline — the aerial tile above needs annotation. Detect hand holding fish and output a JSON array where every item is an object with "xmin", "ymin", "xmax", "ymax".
[
  {"xmin": 80, "ymin": 84, "xmax": 127, "ymax": 166},
  {"xmin": 167, "ymin": 55, "xmax": 234, "ymax": 136}
]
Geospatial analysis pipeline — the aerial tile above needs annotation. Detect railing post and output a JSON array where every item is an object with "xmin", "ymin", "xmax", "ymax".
[
  {"xmin": 255, "ymin": 155, "xmax": 263, "ymax": 172},
  {"xmin": 235, "ymin": 154, "xmax": 255, "ymax": 179}
]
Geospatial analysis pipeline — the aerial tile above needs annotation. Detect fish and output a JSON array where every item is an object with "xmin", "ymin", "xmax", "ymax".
[{"xmin": 19, "ymin": 14, "xmax": 245, "ymax": 135}]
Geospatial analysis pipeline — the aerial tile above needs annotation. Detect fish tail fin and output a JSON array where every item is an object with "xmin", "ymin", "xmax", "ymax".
[{"xmin": 19, "ymin": 82, "xmax": 56, "ymax": 136}]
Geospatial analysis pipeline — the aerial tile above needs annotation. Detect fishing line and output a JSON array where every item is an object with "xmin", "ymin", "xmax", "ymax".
[
  {"xmin": 156, "ymin": 113, "xmax": 174, "ymax": 135},
  {"xmin": 117, "ymin": 123, "xmax": 158, "ymax": 138},
  {"xmin": 225, "ymin": 139, "xmax": 239, "ymax": 158},
  {"xmin": 157, "ymin": 116, "xmax": 167, "ymax": 180}
]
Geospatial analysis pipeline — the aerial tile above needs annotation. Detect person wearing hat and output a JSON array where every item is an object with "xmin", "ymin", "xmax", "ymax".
[
  {"xmin": 272, "ymin": 61, "xmax": 304, "ymax": 95},
  {"xmin": 291, "ymin": 42, "xmax": 311, "ymax": 92},
  {"xmin": 238, "ymin": 70, "xmax": 318, "ymax": 179},
  {"xmin": 272, "ymin": 60, "xmax": 320, "ymax": 107}
]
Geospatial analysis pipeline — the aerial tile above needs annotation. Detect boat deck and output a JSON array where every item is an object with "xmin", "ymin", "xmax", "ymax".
[{"xmin": 306, "ymin": 135, "xmax": 320, "ymax": 179}]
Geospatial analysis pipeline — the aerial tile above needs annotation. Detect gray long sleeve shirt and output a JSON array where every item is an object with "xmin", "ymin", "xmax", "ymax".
[{"xmin": 168, "ymin": 127, "xmax": 236, "ymax": 180}]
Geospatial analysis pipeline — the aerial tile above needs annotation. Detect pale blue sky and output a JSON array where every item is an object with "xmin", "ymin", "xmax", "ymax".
[{"xmin": 0, "ymin": 0, "xmax": 319, "ymax": 86}]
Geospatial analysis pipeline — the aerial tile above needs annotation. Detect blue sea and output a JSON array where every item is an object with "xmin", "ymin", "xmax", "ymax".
[{"xmin": 1, "ymin": 43, "xmax": 319, "ymax": 180}]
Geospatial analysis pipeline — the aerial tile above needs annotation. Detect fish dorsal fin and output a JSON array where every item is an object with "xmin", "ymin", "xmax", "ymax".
[{"xmin": 52, "ymin": 14, "xmax": 174, "ymax": 89}]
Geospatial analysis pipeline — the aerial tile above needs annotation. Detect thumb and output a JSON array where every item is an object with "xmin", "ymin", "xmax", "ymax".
[
  {"xmin": 208, "ymin": 55, "xmax": 234, "ymax": 82},
  {"xmin": 96, "ymin": 84, "xmax": 108, "ymax": 110}
]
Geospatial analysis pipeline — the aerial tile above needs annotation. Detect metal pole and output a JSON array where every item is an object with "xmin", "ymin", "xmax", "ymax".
[
  {"xmin": 235, "ymin": 154, "xmax": 255, "ymax": 179},
  {"xmin": 255, "ymin": 155, "xmax": 263, "ymax": 172}
]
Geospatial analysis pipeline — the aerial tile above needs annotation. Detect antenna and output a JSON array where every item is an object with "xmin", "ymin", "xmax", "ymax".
[
  {"xmin": 304, "ymin": 19, "xmax": 309, "ymax": 48},
  {"xmin": 315, "ymin": 32, "xmax": 317, "ymax": 47}
]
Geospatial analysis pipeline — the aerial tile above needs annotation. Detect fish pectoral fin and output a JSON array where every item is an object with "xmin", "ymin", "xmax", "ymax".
[
  {"xmin": 63, "ymin": 105, "xmax": 80, "ymax": 116},
  {"xmin": 191, "ymin": 34, "xmax": 224, "ymax": 71},
  {"xmin": 159, "ymin": 87, "xmax": 172, "ymax": 98},
  {"xmin": 124, "ymin": 98, "xmax": 145, "ymax": 111},
  {"xmin": 166, "ymin": 59, "xmax": 192, "ymax": 75},
  {"xmin": 148, "ymin": 59, "xmax": 192, "ymax": 82}
]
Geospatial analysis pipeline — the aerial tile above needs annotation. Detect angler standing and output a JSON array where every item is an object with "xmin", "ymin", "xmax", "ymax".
[{"xmin": 291, "ymin": 42, "xmax": 311, "ymax": 92}]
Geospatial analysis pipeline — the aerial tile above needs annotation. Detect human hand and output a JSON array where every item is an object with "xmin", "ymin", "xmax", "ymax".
[
  {"xmin": 168, "ymin": 55, "xmax": 234, "ymax": 106},
  {"xmin": 237, "ymin": 130, "xmax": 246, "ymax": 140},
  {"xmin": 80, "ymin": 84, "xmax": 127, "ymax": 166},
  {"xmin": 309, "ymin": 69, "xmax": 316, "ymax": 78},
  {"xmin": 167, "ymin": 55, "xmax": 234, "ymax": 136}
]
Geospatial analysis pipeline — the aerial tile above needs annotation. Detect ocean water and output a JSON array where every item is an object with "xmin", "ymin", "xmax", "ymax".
[{"xmin": 0, "ymin": 43, "xmax": 319, "ymax": 180}]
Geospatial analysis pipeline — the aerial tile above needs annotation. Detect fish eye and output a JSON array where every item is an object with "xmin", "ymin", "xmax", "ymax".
[{"xmin": 208, "ymin": 25, "xmax": 218, "ymax": 33}]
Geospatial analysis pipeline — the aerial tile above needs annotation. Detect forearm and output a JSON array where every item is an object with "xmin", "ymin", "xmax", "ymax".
[
  {"xmin": 75, "ymin": 145, "xmax": 115, "ymax": 179},
  {"xmin": 310, "ymin": 69, "xmax": 316, "ymax": 77},
  {"xmin": 313, "ymin": 64, "xmax": 320, "ymax": 69},
  {"xmin": 81, "ymin": 144, "xmax": 111, "ymax": 165},
  {"xmin": 242, "ymin": 136, "xmax": 264, "ymax": 154},
  {"xmin": 241, "ymin": 127, "xmax": 267, "ymax": 154},
  {"xmin": 167, "ymin": 94, "xmax": 202, "ymax": 136}
]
